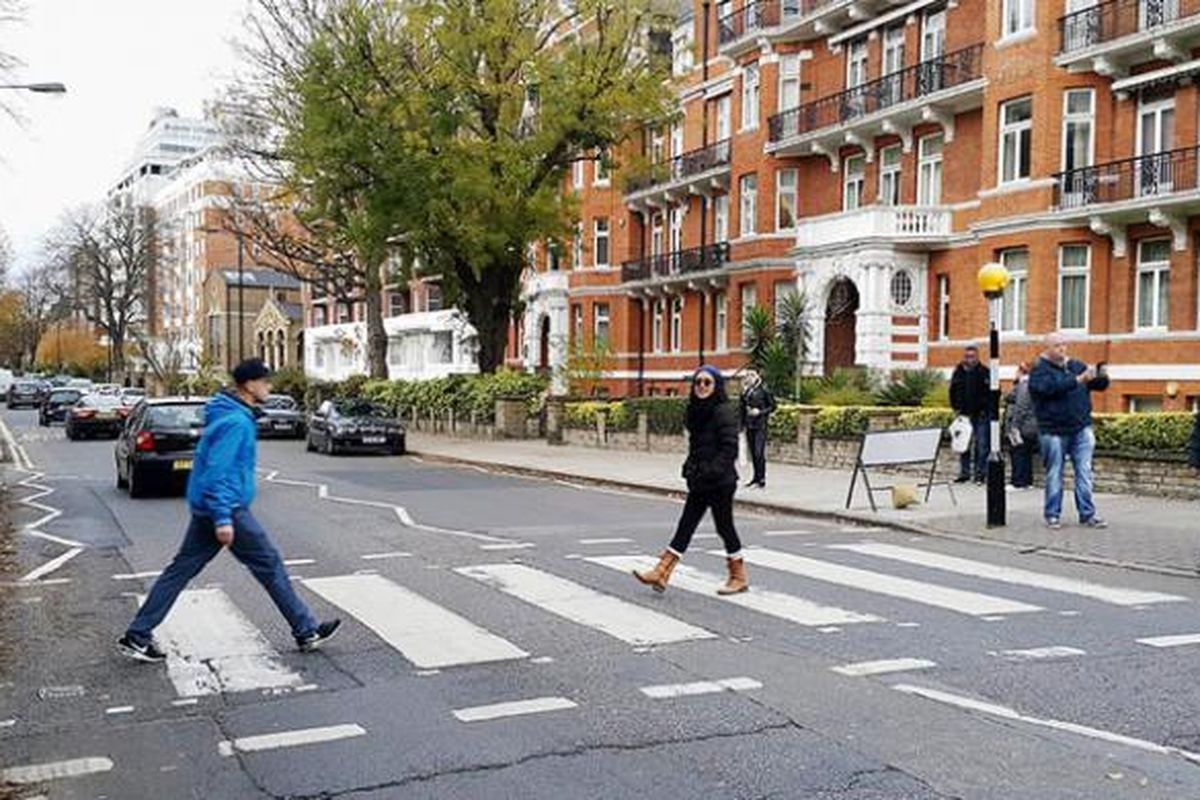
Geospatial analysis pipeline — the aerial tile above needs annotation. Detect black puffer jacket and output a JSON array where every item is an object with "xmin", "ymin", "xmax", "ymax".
[
  {"xmin": 682, "ymin": 401, "xmax": 740, "ymax": 492},
  {"xmin": 1189, "ymin": 411, "xmax": 1200, "ymax": 470}
]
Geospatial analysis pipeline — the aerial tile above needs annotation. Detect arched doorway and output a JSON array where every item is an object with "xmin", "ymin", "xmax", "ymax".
[
  {"xmin": 823, "ymin": 278, "xmax": 860, "ymax": 375},
  {"xmin": 538, "ymin": 315, "xmax": 551, "ymax": 373}
]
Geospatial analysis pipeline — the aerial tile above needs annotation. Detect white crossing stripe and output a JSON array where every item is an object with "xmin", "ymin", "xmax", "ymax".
[
  {"xmin": 1137, "ymin": 633, "xmax": 1200, "ymax": 649},
  {"xmin": 727, "ymin": 548, "xmax": 1042, "ymax": 617},
  {"xmin": 453, "ymin": 696, "xmax": 577, "ymax": 723},
  {"xmin": 456, "ymin": 563, "xmax": 716, "ymax": 646},
  {"xmin": 302, "ymin": 574, "xmax": 528, "ymax": 668},
  {"xmin": 763, "ymin": 530, "xmax": 817, "ymax": 537},
  {"xmin": 137, "ymin": 589, "xmax": 304, "ymax": 697},
  {"xmin": 640, "ymin": 677, "xmax": 762, "ymax": 699},
  {"xmin": 831, "ymin": 658, "xmax": 937, "ymax": 677},
  {"xmin": 113, "ymin": 571, "xmax": 162, "ymax": 581},
  {"xmin": 283, "ymin": 558, "xmax": 316, "ymax": 566},
  {"xmin": 578, "ymin": 537, "xmax": 634, "ymax": 545},
  {"xmin": 478, "ymin": 542, "xmax": 536, "ymax": 551},
  {"xmin": 2, "ymin": 757, "xmax": 115, "ymax": 784},
  {"xmin": 991, "ymin": 646, "xmax": 1086, "ymax": 661},
  {"xmin": 830, "ymin": 543, "xmax": 1187, "ymax": 607},
  {"xmin": 359, "ymin": 551, "xmax": 412, "ymax": 561},
  {"xmin": 587, "ymin": 555, "xmax": 882, "ymax": 627},
  {"xmin": 218, "ymin": 723, "xmax": 366, "ymax": 756}
]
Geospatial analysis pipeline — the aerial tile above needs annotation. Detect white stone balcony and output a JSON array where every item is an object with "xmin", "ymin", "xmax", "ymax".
[
  {"xmin": 795, "ymin": 206, "xmax": 952, "ymax": 251},
  {"xmin": 1056, "ymin": 0, "xmax": 1200, "ymax": 76},
  {"xmin": 717, "ymin": 0, "xmax": 911, "ymax": 56},
  {"xmin": 522, "ymin": 269, "xmax": 569, "ymax": 300}
]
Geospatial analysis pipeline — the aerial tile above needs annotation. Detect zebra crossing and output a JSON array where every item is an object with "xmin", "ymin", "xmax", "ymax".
[{"xmin": 129, "ymin": 541, "xmax": 1193, "ymax": 704}]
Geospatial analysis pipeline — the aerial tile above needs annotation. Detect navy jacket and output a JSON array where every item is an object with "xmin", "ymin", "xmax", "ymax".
[
  {"xmin": 1028, "ymin": 356, "xmax": 1109, "ymax": 437},
  {"xmin": 186, "ymin": 390, "xmax": 258, "ymax": 526},
  {"xmin": 1188, "ymin": 412, "xmax": 1200, "ymax": 469}
]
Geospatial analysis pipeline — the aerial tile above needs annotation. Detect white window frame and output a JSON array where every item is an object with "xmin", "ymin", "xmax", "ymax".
[
  {"xmin": 593, "ymin": 303, "xmax": 611, "ymax": 346},
  {"xmin": 740, "ymin": 283, "xmax": 758, "ymax": 347},
  {"xmin": 572, "ymin": 222, "xmax": 584, "ymax": 269},
  {"xmin": 714, "ymin": 194, "xmax": 730, "ymax": 242},
  {"xmin": 651, "ymin": 213, "xmax": 665, "ymax": 257},
  {"xmin": 593, "ymin": 149, "xmax": 610, "ymax": 186},
  {"xmin": 999, "ymin": 97, "xmax": 1033, "ymax": 185},
  {"xmin": 1002, "ymin": 0, "xmax": 1035, "ymax": 38},
  {"xmin": 1136, "ymin": 238, "xmax": 1171, "ymax": 331},
  {"xmin": 716, "ymin": 94, "xmax": 732, "ymax": 141},
  {"xmin": 650, "ymin": 127, "xmax": 666, "ymax": 165},
  {"xmin": 670, "ymin": 296, "xmax": 684, "ymax": 352},
  {"xmin": 999, "ymin": 248, "xmax": 1029, "ymax": 333},
  {"xmin": 652, "ymin": 300, "xmax": 664, "ymax": 353},
  {"xmin": 669, "ymin": 206, "xmax": 685, "ymax": 253},
  {"xmin": 715, "ymin": 291, "xmax": 728, "ymax": 352},
  {"xmin": 879, "ymin": 144, "xmax": 902, "ymax": 206},
  {"xmin": 937, "ymin": 274, "xmax": 951, "ymax": 340},
  {"xmin": 776, "ymin": 168, "xmax": 799, "ymax": 231},
  {"xmin": 846, "ymin": 39, "xmax": 868, "ymax": 88},
  {"xmin": 672, "ymin": 23, "xmax": 694, "ymax": 77},
  {"xmin": 741, "ymin": 63, "xmax": 760, "ymax": 131},
  {"xmin": 572, "ymin": 304, "xmax": 584, "ymax": 345},
  {"xmin": 779, "ymin": 53, "xmax": 801, "ymax": 112},
  {"xmin": 1061, "ymin": 89, "xmax": 1095, "ymax": 173},
  {"xmin": 918, "ymin": 133, "xmax": 944, "ymax": 205},
  {"xmin": 1057, "ymin": 244, "xmax": 1091, "ymax": 332},
  {"xmin": 593, "ymin": 218, "xmax": 610, "ymax": 268},
  {"xmin": 670, "ymin": 121, "xmax": 684, "ymax": 157},
  {"xmin": 572, "ymin": 159, "xmax": 585, "ymax": 189},
  {"xmin": 739, "ymin": 174, "xmax": 758, "ymax": 236},
  {"xmin": 843, "ymin": 154, "xmax": 866, "ymax": 211}
]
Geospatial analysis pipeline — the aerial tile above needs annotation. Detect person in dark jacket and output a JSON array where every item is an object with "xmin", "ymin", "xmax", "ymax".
[
  {"xmin": 634, "ymin": 365, "xmax": 748, "ymax": 595},
  {"xmin": 118, "ymin": 359, "xmax": 341, "ymax": 663},
  {"xmin": 740, "ymin": 368, "xmax": 776, "ymax": 489},
  {"xmin": 1028, "ymin": 333, "xmax": 1109, "ymax": 530},
  {"xmin": 1189, "ymin": 409, "xmax": 1200, "ymax": 471},
  {"xmin": 949, "ymin": 344, "xmax": 990, "ymax": 483},
  {"xmin": 1004, "ymin": 361, "xmax": 1040, "ymax": 489}
]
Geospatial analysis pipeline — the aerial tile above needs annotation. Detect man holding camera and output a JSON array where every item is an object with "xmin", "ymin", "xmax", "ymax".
[{"xmin": 1028, "ymin": 333, "xmax": 1109, "ymax": 530}]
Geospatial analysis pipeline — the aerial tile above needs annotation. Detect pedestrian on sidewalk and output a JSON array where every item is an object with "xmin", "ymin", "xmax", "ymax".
[
  {"xmin": 1189, "ymin": 407, "xmax": 1200, "ymax": 470},
  {"xmin": 740, "ymin": 368, "xmax": 776, "ymax": 489},
  {"xmin": 950, "ymin": 344, "xmax": 990, "ymax": 484},
  {"xmin": 1028, "ymin": 333, "xmax": 1109, "ymax": 530},
  {"xmin": 634, "ymin": 365, "xmax": 748, "ymax": 596},
  {"xmin": 1004, "ymin": 361, "xmax": 1040, "ymax": 490},
  {"xmin": 117, "ymin": 359, "xmax": 341, "ymax": 663}
]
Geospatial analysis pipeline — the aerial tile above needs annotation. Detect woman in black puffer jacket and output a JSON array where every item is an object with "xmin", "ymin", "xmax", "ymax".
[{"xmin": 634, "ymin": 365, "xmax": 748, "ymax": 595}]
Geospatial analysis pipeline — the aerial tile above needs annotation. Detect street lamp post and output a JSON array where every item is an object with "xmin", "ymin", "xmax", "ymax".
[{"xmin": 977, "ymin": 261, "xmax": 1011, "ymax": 528}]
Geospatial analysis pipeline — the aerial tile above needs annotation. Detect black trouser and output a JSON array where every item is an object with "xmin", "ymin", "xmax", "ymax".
[
  {"xmin": 746, "ymin": 426, "xmax": 768, "ymax": 484},
  {"xmin": 669, "ymin": 486, "xmax": 742, "ymax": 556},
  {"xmin": 1009, "ymin": 438, "xmax": 1038, "ymax": 488}
]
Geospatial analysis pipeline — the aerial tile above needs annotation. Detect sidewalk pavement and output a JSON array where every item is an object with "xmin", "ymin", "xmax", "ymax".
[{"xmin": 408, "ymin": 433, "xmax": 1199, "ymax": 577}]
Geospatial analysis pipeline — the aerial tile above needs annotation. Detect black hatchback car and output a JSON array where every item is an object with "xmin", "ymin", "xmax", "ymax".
[
  {"xmin": 256, "ymin": 394, "xmax": 306, "ymax": 439},
  {"xmin": 6, "ymin": 380, "xmax": 42, "ymax": 409},
  {"xmin": 115, "ymin": 398, "xmax": 207, "ymax": 498},
  {"xmin": 38, "ymin": 388, "xmax": 84, "ymax": 426},
  {"xmin": 306, "ymin": 398, "xmax": 405, "ymax": 455},
  {"xmin": 65, "ymin": 394, "xmax": 128, "ymax": 439}
]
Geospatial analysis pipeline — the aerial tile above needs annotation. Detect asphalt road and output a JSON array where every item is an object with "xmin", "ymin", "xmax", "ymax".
[{"xmin": 4, "ymin": 404, "xmax": 1200, "ymax": 799}]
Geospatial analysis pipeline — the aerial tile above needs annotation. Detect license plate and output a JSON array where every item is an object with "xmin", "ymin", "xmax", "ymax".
[
  {"xmin": 97, "ymin": 412, "xmax": 116, "ymax": 420},
  {"xmin": 362, "ymin": 436, "xmax": 385, "ymax": 444},
  {"xmin": 172, "ymin": 460, "xmax": 193, "ymax": 471},
  {"xmin": 274, "ymin": 421, "xmax": 291, "ymax": 429}
]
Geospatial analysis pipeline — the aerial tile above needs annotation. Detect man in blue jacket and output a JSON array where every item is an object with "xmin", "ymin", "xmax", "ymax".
[
  {"xmin": 1028, "ymin": 333, "xmax": 1109, "ymax": 531},
  {"xmin": 118, "ymin": 359, "xmax": 340, "ymax": 663}
]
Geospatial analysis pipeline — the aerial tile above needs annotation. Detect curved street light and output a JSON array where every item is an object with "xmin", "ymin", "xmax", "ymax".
[{"xmin": 0, "ymin": 82, "xmax": 67, "ymax": 93}]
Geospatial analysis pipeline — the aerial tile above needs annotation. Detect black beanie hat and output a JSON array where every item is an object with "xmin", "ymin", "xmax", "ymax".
[{"xmin": 232, "ymin": 358, "xmax": 272, "ymax": 385}]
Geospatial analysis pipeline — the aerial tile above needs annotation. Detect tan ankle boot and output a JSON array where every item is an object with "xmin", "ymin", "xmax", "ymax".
[
  {"xmin": 633, "ymin": 550, "xmax": 680, "ymax": 593},
  {"xmin": 717, "ymin": 557, "xmax": 748, "ymax": 595}
]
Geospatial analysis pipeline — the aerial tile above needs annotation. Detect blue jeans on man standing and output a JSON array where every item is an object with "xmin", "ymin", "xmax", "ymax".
[
  {"xmin": 126, "ymin": 510, "xmax": 318, "ymax": 645},
  {"xmin": 959, "ymin": 416, "xmax": 990, "ymax": 480},
  {"xmin": 1039, "ymin": 426, "xmax": 1097, "ymax": 523}
]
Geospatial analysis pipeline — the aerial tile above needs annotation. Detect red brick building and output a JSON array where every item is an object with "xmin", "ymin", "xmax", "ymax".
[{"xmin": 512, "ymin": 0, "xmax": 1200, "ymax": 411}]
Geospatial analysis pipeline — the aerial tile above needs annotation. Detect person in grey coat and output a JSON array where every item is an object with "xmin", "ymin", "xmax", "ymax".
[{"xmin": 1004, "ymin": 362, "xmax": 1039, "ymax": 489}]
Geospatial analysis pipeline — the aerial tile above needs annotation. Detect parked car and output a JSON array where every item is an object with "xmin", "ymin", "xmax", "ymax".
[
  {"xmin": 6, "ymin": 379, "xmax": 43, "ymax": 409},
  {"xmin": 306, "ymin": 398, "xmax": 405, "ymax": 455},
  {"xmin": 66, "ymin": 378, "xmax": 94, "ymax": 393},
  {"xmin": 115, "ymin": 397, "xmax": 207, "ymax": 498},
  {"xmin": 93, "ymin": 383, "xmax": 121, "ymax": 396},
  {"xmin": 65, "ymin": 394, "xmax": 127, "ymax": 440},
  {"xmin": 38, "ymin": 388, "xmax": 85, "ymax": 426},
  {"xmin": 119, "ymin": 387, "xmax": 147, "ymax": 407},
  {"xmin": 0, "ymin": 368, "xmax": 13, "ymax": 396},
  {"xmin": 257, "ymin": 394, "xmax": 306, "ymax": 439}
]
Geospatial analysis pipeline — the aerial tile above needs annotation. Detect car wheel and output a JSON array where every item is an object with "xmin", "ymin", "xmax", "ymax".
[
  {"xmin": 390, "ymin": 438, "xmax": 405, "ymax": 456},
  {"xmin": 65, "ymin": 426, "xmax": 76, "ymax": 441},
  {"xmin": 128, "ymin": 463, "xmax": 147, "ymax": 498},
  {"xmin": 116, "ymin": 457, "xmax": 128, "ymax": 489}
]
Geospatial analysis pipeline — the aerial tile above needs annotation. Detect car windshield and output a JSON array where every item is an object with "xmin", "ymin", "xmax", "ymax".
[
  {"xmin": 82, "ymin": 395, "xmax": 124, "ymax": 409},
  {"xmin": 333, "ymin": 399, "xmax": 389, "ymax": 418},
  {"xmin": 148, "ymin": 404, "xmax": 206, "ymax": 428},
  {"xmin": 50, "ymin": 390, "xmax": 81, "ymax": 403},
  {"xmin": 264, "ymin": 395, "xmax": 297, "ymax": 410},
  {"xmin": 15, "ymin": 382, "xmax": 38, "ymax": 390}
]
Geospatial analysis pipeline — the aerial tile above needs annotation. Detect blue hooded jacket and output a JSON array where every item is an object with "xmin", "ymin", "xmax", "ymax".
[
  {"xmin": 186, "ymin": 390, "xmax": 258, "ymax": 526},
  {"xmin": 1028, "ymin": 356, "xmax": 1109, "ymax": 437}
]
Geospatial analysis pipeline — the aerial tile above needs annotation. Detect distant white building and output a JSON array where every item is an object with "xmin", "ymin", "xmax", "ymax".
[
  {"xmin": 304, "ymin": 309, "xmax": 480, "ymax": 383},
  {"xmin": 110, "ymin": 107, "xmax": 223, "ymax": 205}
]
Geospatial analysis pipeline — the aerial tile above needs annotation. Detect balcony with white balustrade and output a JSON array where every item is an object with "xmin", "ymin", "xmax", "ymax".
[{"xmin": 795, "ymin": 205, "xmax": 952, "ymax": 252}]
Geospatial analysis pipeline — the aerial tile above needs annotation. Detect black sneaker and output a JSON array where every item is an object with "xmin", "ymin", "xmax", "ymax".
[
  {"xmin": 117, "ymin": 635, "xmax": 167, "ymax": 663},
  {"xmin": 1081, "ymin": 517, "xmax": 1108, "ymax": 529},
  {"xmin": 297, "ymin": 619, "xmax": 342, "ymax": 653},
  {"xmin": 954, "ymin": 476, "xmax": 971, "ymax": 484}
]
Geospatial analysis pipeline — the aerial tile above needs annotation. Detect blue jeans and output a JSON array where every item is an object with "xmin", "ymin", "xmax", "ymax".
[
  {"xmin": 1039, "ymin": 426, "xmax": 1097, "ymax": 522},
  {"xmin": 126, "ymin": 510, "xmax": 318, "ymax": 644},
  {"xmin": 959, "ymin": 417, "xmax": 990, "ymax": 480}
]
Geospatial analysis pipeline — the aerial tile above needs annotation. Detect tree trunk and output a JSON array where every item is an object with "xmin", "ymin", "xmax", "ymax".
[
  {"xmin": 364, "ymin": 262, "xmax": 388, "ymax": 379},
  {"xmin": 461, "ymin": 262, "xmax": 518, "ymax": 375}
]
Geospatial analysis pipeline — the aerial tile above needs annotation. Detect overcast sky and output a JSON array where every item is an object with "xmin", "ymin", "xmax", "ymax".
[{"xmin": 0, "ymin": 0, "xmax": 247, "ymax": 273}]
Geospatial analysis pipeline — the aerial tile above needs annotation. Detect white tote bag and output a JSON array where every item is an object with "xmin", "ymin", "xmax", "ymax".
[{"xmin": 949, "ymin": 415, "xmax": 973, "ymax": 454}]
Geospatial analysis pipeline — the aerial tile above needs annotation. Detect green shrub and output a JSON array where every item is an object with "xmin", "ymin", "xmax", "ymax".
[
  {"xmin": 625, "ymin": 397, "xmax": 688, "ymax": 436},
  {"xmin": 811, "ymin": 367, "xmax": 877, "ymax": 406},
  {"xmin": 303, "ymin": 380, "xmax": 340, "ymax": 412},
  {"xmin": 922, "ymin": 382, "xmax": 951, "ymax": 408},
  {"xmin": 896, "ymin": 407, "xmax": 956, "ymax": 431},
  {"xmin": 769, "ymin": 404, "xmax": 803, "ymax": 440},
  {"xmin": 271, "ymin": 366, "xmax": 308, "ymax": 403},
  {"xmin": 812, "ymin": 406, "xmax": 871, "ymax": 438},
  {"xmin": 875, "ymin": 369, "xmax": 945, "ymax": 407},
  {"xmin": 1093, "ymin": 412, "xmax": 1194, "ymax": 453}
]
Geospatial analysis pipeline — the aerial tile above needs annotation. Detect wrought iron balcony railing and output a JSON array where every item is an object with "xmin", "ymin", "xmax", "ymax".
[
  {"xmin": 1059, "ymin": 0, "xmax": 1200, "ymax": 54},
  {"xmin": 1052, "ymin": 145, "xmax": 1200, "ymax": 209},
  {"xmin": 625, "ymin": 139, "xmax": 732, "ymax": 195},
  {"xmin": 620, "ymin": 242, "xmax": 731, "ymax": 283},
  {"xmin": 768, "ymin": 44, "xmax": 984, "ymax": 143}
]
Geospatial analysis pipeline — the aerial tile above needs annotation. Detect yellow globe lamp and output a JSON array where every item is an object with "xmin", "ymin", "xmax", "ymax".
[{"xmin": 977, "ymin": 262, "xmax": 1011, "ymax": 299}]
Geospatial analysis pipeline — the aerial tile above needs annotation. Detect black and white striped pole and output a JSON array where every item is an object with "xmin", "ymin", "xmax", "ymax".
[{"xmin": 978, "ymin": 262, "xmax": 1011, "ymax": 527}]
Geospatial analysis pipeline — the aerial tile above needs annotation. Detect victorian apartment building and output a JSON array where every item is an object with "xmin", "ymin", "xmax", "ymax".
[{"xmin": 513, "ymin": 0, "xmax": 1200, "ymax": 412}]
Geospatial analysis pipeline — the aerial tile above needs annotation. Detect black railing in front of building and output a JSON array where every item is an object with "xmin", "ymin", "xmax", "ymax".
[
  {"xmin": 620, "ymin": 242, "xmax": 731, "ymax": 283},
  {"xmin": 767, "ymin": 43, "xmax": 984, "ymax": 143},
  {"xmin": 1058, "ymin": 0, "xmax": 1200, "ymax": 54},
  {"xmin": 1052, "ymin": 145, "xmax": 1200, "ymax": 209},
  {"xmin": 717, "ymin": 0, "xmax": 850, "ymax": 43},
  {"xmin": 625, "ymin": 139, "xmax": 733, "ymax": 195}
]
